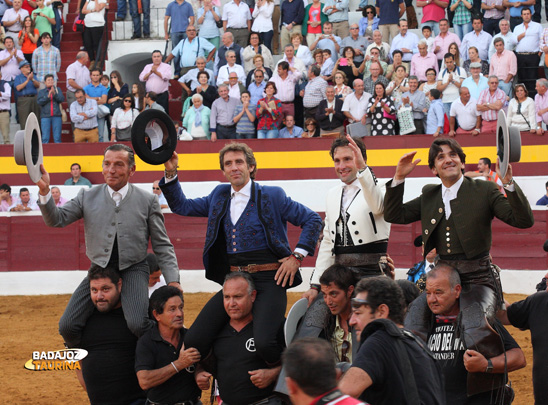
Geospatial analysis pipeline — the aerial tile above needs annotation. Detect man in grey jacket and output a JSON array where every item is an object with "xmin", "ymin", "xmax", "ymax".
[{"xmin": 36, "ymin": 144, "xmax": 181, "ymax": 348}]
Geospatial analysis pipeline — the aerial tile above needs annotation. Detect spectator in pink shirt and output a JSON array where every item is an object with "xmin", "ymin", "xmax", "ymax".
[
  {"xmin": 417, "ymin": 0, "xmax": 449, "ymax": 36},
  {"xmin": 488, "ymin": 37, "xmax": 516, "ymax": 95},
  {"xmin": 51, "ymin": 186, "xmax": 68, "ymax": 207},
  {"xmin": 432, "ymin": 18, "xmax": 461, "ymax": 65},
  {"xmin": 534, "ymin": 79, "xmax": 548, "ymax": 135},
  {"xmin": 410, "ymin": 39, "xmax": 439, "ymax": 81},
  {"xmin": 139, "ymin": 50, "xmax": 173, "ymax": 114}
]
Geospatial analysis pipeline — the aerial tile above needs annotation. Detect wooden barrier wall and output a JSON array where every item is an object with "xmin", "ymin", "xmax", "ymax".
[{"xmin": 1, "ymin": 211, "xmax": 546, "ymax": 272}]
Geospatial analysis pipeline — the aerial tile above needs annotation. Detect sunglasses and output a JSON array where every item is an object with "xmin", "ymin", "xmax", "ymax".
[
  {"xmin": 124, "ymin": 99, "xmax": 132, "ymax": 102},
  {"xmin": 152, "ymin": 187, "xmax": 160, "ymax": 190},
  {"xmin": 351, "ymin": 297, "xmax": 370, "ymax": 308},
  {"xmin": 366, "ymin": 11, "xmax": 374, "ymax": 14},
  {"xmin": 341, "ymin": 339, "xmax": 350, "ymax": 362}
]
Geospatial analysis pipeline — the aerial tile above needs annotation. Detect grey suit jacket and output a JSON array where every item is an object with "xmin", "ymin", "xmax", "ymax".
[{"xmin": 38, "ymin": 183, "xmax": 179, "ymax": 283}]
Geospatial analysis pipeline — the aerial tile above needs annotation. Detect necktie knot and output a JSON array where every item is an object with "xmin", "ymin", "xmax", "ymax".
[{"xmin": 112, "ymin": 192, "xmax": 122, "ymax": 206}]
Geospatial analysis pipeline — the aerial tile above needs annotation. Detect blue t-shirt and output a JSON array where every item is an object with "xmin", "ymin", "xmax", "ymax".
[
  {"xmin": 506, "ymin": 0, "xmax": 533, "ymax": 17},
  {"xmin": 84, "ymin": 83, "xmax": 108, "ymax": 99},
  {"xmin": 233, "ymin": 104, "xmax": 256, "ymax": 134},
  {"xmin": 166, "ymin": 0, "xmax": 195, "ymax": 33},
  {"xmin": 375, "ymin": 0, "xmax": 403, "ymax": 25}
]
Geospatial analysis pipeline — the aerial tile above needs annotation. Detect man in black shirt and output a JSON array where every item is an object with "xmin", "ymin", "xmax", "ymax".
[
  {"xmin": 194, "ymin": 272, "xmax": 283, "ymax": 405},
  {"xmin": 426, "ymin": 264, "xmax": 526, "ymax": 405},
  {"xmin": 338, "ymin": 276, "xmax": 445, "ymax": 405},
  {"xmin": 135, "ymin": 286, "xmax": 202, "ymax": 405},
  {"xmin": 498, "ymin": 269, "xmax": 548, "ymax": 405},
  {"xmin": 77, "ymin": 264, "xmax": 146, "ymax": 405}
]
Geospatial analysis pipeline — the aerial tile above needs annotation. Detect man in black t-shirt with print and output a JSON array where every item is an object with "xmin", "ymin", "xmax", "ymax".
[
  {"xmin": 426, "ymin": 264, "xmax": 526, "ymax": 405},
  {"xmin": 338, "ymin": 276, "xmax": 445, "ymax": 405},
  {"xmin": 498, "ymin": 267, "xmax": 548, "ymax": 405},
  {"xmin": 194, "ymin": 272, "xmax": 284, "ymax": 405},
  {"xmin": 77, "ymin": 264, "xmax": 146, "ymax": 405}
]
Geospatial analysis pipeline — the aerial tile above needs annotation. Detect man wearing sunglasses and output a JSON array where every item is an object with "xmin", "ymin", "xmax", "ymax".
[
  {"xmin": 338, "ymin": 276, "xmax": 445, "ymax": 404},
  {"xmin": 152, "ymin": 180, "xmax": 169, "ymax": 209}
]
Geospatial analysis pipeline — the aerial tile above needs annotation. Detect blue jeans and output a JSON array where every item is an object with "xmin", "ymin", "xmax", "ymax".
[
  {"xmin": 257, "ymin": 129, "xmax": 279, "ymax": 139},
  {"xmin": 130, "ymin": 0, "xmax": 150, "ymax": 36},
  {"xmin": 453, "ymin": 22, "xmax": 472, "ymax": 41},
  {"xmin": 421, "ymin": 21, "xmax": 440, "ymax": 36},
  {"xmin": 52, "ymin": 6, "xmax": 62, "ymax": 48},
  {"xmin": 98, "ymin": 116, "xmax": 106, "ymax": 142},
  {"xmin": 259, "ymin": 30, "xmax": 274, "ymax": 52},
  {"xmin": 171, "ymin": 31, "xmax": 187, "ymax": 75},
  {"xmin": 443, "ymin": 102, "xmax": 452, "ymax": 117},
  {"xmin": 41, "ymin": 116, "xmax": 62, "ymax": 143},
  {"xmin": 498, "ymin": 80, "xmax": 512, "ymax": 97},
  {"xmin": 117, "ymin": 0, "xmax": 127, "ymax": 18}
]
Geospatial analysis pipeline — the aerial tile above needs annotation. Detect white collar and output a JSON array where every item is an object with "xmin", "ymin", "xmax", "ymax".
[
  {"xmin": 231, "ymin": 179, "xmax": 252, "ymax": 197},
  {"xmin": 107, "ymin": 183, "xmax": 130, "ymax": 200},
  {"xmin": 441, "ymin": 175, "xmax": 464, "ymax": 198},
  {"xmin": 341, "ymin": 177, "xmax": 362, "ymax": 190}
]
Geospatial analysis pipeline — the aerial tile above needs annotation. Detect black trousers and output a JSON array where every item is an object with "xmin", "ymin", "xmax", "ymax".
[
  {"xmin": 516, "ymin": 53, "xmax": 540, "ymax": 98},
  {"xmin": 184, "ymin": 270, "xmax": 286, "ymax": 365},
  {"xmin": 83, "ymin": 25, "xmax": 104, "ymax": 61},
  {"xmin": 156, "ymin": 90, "xmax": 169, "ymax": 114}
]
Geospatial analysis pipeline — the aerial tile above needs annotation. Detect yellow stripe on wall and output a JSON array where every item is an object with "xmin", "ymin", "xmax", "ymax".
[{"xmin": 2, "ymin": 145, "xmax": 547, "ymax": 174}]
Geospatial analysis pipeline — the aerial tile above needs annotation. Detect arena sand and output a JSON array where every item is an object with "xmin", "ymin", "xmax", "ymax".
[{"xmin": 0, "ymin": 293, "xmax": 534, "ymax": 404}]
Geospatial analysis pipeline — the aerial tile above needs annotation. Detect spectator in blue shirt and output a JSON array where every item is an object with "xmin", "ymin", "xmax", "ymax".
[
  {"xmin": 426, "ymin": 88, "xmax": 444, "ymax": 136},
  {"xmin": 14, "ymin": 60, "xmax": 40, "ymax": 130},
  {"xmin": 280, "ymin": 0, "xmax": 305, "ymax": 50},
  {"xmin": 279, "ymin": 114, "xmax": 304, "ymax": 137},
  {"xmin": 248, "ymin": 69, "xmax": 267, "ymax": 107},
  {"xmin": 164, "ymin": 0, "xmax": 195, "ymax": 75},
  {"xmin": 375, "ymin": 0, "xmax": 404, "ymax": 44},
  {"xmin": 83, "ymin": 68, "xmax": 109, "ymax": 142}
]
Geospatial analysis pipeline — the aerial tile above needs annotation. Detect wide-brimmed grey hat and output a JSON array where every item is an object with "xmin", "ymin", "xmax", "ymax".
[
  {"xmin": 13, "ymin": 113, "xmax": 43, "ymax": 183},
  {"xmin": 470, "ymin": 62, "xmax": 482, "ymax": 69},
  {"xmin": 496, "ymin": 110, "xmax": 521, "ymax": 179}
]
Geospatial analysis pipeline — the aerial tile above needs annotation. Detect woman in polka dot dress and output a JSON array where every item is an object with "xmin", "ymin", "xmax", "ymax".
[{"xmin": 367, "ymin": 82, "xmax": 396, "ymax": 136}]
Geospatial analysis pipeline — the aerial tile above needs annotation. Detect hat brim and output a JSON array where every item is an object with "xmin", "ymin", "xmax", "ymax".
[
  {"xmin": 497, "ymin": 110, "xmax": 522, "ymax": 179},
  {"xmin": 284, "ymin": 298, "xmax": 309, "ymax": 347},
  {"xmin": 13, "ymin": 113, "xmax": 43, "ymax": 183},
  {"xmin": 131, "ymin": 109, "xmax": 177, "ymax": 165}
]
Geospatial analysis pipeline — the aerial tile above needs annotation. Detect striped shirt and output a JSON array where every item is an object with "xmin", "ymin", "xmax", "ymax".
[
  {"xmin": 303, "ymin": 76, "xmax": 328, "ymax": 108},
  {"xmin": 233, "ymin": 104, "xmax": 256, "ymax": 134},
  {"xmin": 477, "ymin": 88, "xmax": 507, "ymax": 122}
]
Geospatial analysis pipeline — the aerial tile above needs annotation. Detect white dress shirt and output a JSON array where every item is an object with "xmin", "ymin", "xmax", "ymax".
[
  {"xmin": 216, "ymin": 63, "xmax": 246, "ymax": 86},
  {"xmin": 441, "ymin": 175, "xmax": 463, "ymax": 219}
]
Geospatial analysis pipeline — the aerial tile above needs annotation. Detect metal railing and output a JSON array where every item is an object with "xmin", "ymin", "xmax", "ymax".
[
  {"xmin": 95, "ymin": 7, "xmax": 110, "ymax": 71},
  {"xmin": 111, "ymin": 7, "xmax": 167, "ymax": 41}
]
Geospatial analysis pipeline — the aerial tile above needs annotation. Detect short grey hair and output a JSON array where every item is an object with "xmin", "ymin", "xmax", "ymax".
[
  {"xmin": 537, "ymin": 79, "xmax": 548, "ymax": 89},
  {"xmin": 499, "ymin": 18, "xmax": 509, "ymax": 27},
  {"xmin": 225, "ymin": 50, "xmax": 236, "ymax": 58},
  {"xmin": 426, "ymin": 264, "xmax": 461, "ymax": 289},
  {"xmin": 196, "ymin": 56, "xmax": 206, "ymax": 63},
  {"xmin": 218, "ymin": 84, "xmax": 228, "ymax": 93},
  {"xmin": 418, "ymin": 39, "xmax": 428, "ymax": 47},
  {"xmin": 192, "ymin": 93, "xmax": 203, "ymax": 103}
]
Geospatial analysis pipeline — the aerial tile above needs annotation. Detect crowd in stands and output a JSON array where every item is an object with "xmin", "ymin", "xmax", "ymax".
[{"xmin": 1, "ymin": 0, "xmax": 548, "ymax": 143}]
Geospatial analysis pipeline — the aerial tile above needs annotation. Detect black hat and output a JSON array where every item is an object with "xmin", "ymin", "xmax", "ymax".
[
  {"xmin": 131, "ymin": 109, "xmax": 177, "ymax": 165},
  {"xmin": 413, "ymin": 235, "xmax": 423, "ymax": 247}
]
